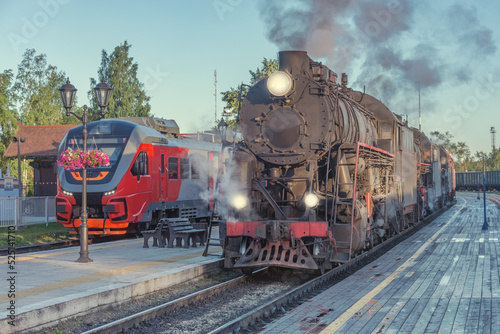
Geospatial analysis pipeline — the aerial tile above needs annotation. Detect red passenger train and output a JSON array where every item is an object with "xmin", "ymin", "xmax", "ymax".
[{"xmin": 56, "ymin": 117, "xmax": 221, "ymax": 235}]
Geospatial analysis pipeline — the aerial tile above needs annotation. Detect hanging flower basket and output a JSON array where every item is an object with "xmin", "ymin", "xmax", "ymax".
[{"xmin": 58, "ymin": 148, "xmax": 110, "ymax": 170}]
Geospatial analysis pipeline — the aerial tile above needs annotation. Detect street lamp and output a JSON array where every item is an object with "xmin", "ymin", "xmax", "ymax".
[
  {"xmin": 59, "ymin": 78, "xmax": 112, "ymax": 263},
  {"xmin": 217, "ymin": 119, "xmax": 228, "ymax": 144},
  {"xmin": 12, "ymin": 136, "xmax": 25, "ymax": 197}
]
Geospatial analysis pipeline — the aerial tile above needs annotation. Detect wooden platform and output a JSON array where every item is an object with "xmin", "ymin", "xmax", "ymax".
[{"xmin": 260, "ymin": 196, "xmax": 499, "ymax": 333}]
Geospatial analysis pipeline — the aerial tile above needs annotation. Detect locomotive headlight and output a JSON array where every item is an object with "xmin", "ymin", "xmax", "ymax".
[
  {"xmin": 304, "ymin": 193, "xmax": 319, "ymax": 208},
  {"xmin": 267, "ymin": 71, "xmax": 293, "ymax": 96},
  {"xmin": 62, "ymin": 190, "xmax": 73, "ymax": 196},
  {"xmin": 230, "ymin": 193, "xmax": 249, "ymax": 210}
]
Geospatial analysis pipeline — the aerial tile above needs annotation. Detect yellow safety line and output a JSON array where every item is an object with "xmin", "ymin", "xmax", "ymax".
[
  {"xmin": 0, "ymin": 240, "xmax": 143, "ymax": 264},
  {"xmin": 320, "ymin": 198, "xmax": 466, "ymax": 333},
  {"xmin": 0, "ymin": 247, "xmax": 222, "ymax": 304}
]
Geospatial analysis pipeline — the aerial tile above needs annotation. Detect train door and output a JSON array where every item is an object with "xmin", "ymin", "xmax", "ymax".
[
  {"xmin": 131, "ymin": 149, "xmax": 151, "ymax": 193},
  {"xmin": 402, "ymin": 128, "xmax": 417, "ymax": 207},
  {"xmin": 432, "ymin": 146, "xmax": 442, "ymax": 207},
  {"xmin": 207, "ymin": 152, "xmax": 219, "ymax": 211},
  {"xmin": 160, "ymin": 151, "xmax": 167, "ymax": 201},
  {"xmin": 396, "ymin": 125, "xmax": 403, "ymax": 204},
  {"xmin": 167, "ymin": 156, "xmax": 180, "ymax": 201}
]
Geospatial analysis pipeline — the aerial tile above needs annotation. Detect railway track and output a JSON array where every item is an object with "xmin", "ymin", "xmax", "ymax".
[
  {"xmin": 0, "ymin": 234, "xmax": 135, "ymax": 256},
  {"xmin": 80, "ymin": 269, "xmax": 261, "ymax": 334},
  {"xmin": 54, "ymin": 203, "xmax": 454, "ymax": 334}
]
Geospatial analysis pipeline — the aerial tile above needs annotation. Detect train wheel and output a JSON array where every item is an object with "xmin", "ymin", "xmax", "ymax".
[
  {"xmin": 242, "ymin": 268, "xmax": 253, "ymax": 275},
  {"xmin": 317, "ymin": 261, "xmax": 327, "ymax": 275}
]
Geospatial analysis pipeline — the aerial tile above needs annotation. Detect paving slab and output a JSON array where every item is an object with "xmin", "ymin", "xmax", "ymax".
[{"xmin": 260, "ymin": 196, "xmax": 499, "ymax": 334}]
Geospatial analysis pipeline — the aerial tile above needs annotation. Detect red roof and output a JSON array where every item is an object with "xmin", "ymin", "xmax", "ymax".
[{"xmin": 3, "ymin": 124, "xmax": 77, "ymax": 158}]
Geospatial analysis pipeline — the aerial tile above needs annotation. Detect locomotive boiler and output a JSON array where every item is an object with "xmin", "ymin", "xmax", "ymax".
[{"xmin": 220, "ymin": 51, "xmax": 454, "ymax": 273}]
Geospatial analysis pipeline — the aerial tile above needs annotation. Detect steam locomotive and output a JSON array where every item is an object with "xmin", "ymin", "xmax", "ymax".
[
  {"xmin": 220, "ymin": 51, "xmax": 455, "ymax": 273},
  {"xmin": 56, "ymin": 118, "xmax": 221, "ymax": 235}
]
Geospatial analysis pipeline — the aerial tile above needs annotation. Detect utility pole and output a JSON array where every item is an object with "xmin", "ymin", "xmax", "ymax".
[
  {"xmin": 418, "ymin": 84, "xmax": 422, "ymax": 146},
  {"xmin": 214, "ymin": 70, "xmax": 217, "ymax": 124},
  {"xmin": 491, "ymin": 127, "xmax": 496, "ymax": 151}
]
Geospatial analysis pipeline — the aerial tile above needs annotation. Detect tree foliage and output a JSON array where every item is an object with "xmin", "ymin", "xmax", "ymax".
[
  {"xmin": 220, "ymin": 57, "xmax": 278, "ymax": 128},
  {"xmin": 0, "ymin": 69, "xmax": 18, "ymax": 173},
  {"xmin": 12, "ymin": 49, "xmax": 68, "ymax": 125},
  {"xmin": 89, "ymin": 41, "xmax": 151, "ymax": 118},
  {"xmin": 430, "ymin": 130, "xmax": 499, "ymax": 171},
  {"xmin": 249, "ymin": 58, "xmax": 279, "ymax": 85}
]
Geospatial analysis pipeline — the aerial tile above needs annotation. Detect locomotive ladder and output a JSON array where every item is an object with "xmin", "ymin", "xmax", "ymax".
[
  {"xmin": 331, "ymin": 142, "xmax": 395, "ymax": 263},
  {"xmin": 202, "ymin": 213, "xmax": 226, "ymax": 257},
  {"xmin": 331, "ymin": 143, "xmax": 359, "ymax": 263}
]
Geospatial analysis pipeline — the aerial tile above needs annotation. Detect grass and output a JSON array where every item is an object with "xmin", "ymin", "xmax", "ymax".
[{"xmin": 0, "ymin": 223, "xmax": 76, "ymax": 248}]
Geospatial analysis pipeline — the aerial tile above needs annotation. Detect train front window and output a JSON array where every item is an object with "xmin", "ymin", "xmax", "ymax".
[{"xmin": 66, "ymin": 137, "xmax": 126, "ymax": 169}]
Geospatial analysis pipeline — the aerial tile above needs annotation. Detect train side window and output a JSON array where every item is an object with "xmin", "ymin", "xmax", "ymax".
[
  {"xmin": 396, "ymin": 126, "xmax": 400, "ymax": 150},
  {"xmin": 191, "ymin": 159, "xmax": 200, "ymax": 179},
  {"xmin": 131, "ymin": 151, "xmax": 149, "ymax": 176},
  {"xmin": 180, "ymin": 158, "xmax": 190, "ymax": 179},
  {"xmin": 161, "ymin": 154, "xmax": 165, "ymax": 175},
  {"xmin": 168, "ymin": 157, "xmax": 178, "ymax": 180},
  {"xmin": 381, "ymin": 123, "xmax": 392, "ymax": 139}
]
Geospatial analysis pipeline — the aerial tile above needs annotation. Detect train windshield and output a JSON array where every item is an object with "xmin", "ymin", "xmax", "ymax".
[{"xmin": 66, "ymin": 137, "xmax": 127, "ymax": 169}]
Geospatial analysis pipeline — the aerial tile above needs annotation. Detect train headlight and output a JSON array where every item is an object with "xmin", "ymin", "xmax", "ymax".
[
  {"xmin": 104, "ymin": 189, "xmax": 116, "ymax": 196},
  {"xmin": 267, "ymin": 71, "xmax": 293, "ymax": 96},
  {"xmin": 62, "ymin": 190, "xmax": 73, "ymax": 196},
  {"xmin": 304, "ymin": 193, "xmax": 319, "ymax": 208},
  {"xmin": 230, "ymin": 193, "xmax": 249, "ymax": 210}
]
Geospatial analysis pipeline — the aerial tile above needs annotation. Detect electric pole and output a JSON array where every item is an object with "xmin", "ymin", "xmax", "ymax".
[
  {"xmin": 214, "ymin": 70, "xmax": 217, "ymax": 124},
  {"xmin": 491, "ymin": 127, "xmax": 496, "ymax": 151}
]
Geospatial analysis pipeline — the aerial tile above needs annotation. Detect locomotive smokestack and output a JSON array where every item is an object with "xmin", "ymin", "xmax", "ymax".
[{"xmin": 278, "ymin": 51, "xmax": 309, "ymax": 74}]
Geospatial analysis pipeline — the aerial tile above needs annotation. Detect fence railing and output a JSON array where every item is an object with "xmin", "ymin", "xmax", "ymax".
[{"xmin": 0, "ymin": 197, "xmax": 56, "ymax": 228}]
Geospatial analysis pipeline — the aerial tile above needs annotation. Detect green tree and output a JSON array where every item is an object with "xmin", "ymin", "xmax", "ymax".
[
  {"xmin": 12, "ymin": 49, "xmax": 68, "ymax": 125},
  {"xmin": 487, "ymin": 148, "xmax": 500, "ymax": 171},
  {"xmin": 0, "ymin": 69, "xmax": 18, "ymax": 174},
  {"xmin": 453, "ymin": 141, "xmax": 470, "ymax": 172},
  {"xmin": 220, "ymin": 57, "xmax": 278, "ymax": 128},
  {"xmin": 249, "ymin": 57, "xmax": 279, "ymax": 84},
  {"xmin": 429, "ymin": 131, "xmax": 454, "ymax": 152},
  {"xmin": 89, "ymin": 41, "xmax": 151, "ymax": 118}
]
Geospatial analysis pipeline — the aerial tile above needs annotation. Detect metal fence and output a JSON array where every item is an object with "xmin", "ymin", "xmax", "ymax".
[{"xmin": 0, "ymin": 197, "xmax": 56, "ymax": 228}]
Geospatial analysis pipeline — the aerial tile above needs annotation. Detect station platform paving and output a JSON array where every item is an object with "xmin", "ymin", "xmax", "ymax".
[
  {"xmin": 261, "ymin": 196, "xmax": 500, "ymax": 334},
  {"xmin": 0, "ymin": 232, "xmax": 223, "ymax": 333}
]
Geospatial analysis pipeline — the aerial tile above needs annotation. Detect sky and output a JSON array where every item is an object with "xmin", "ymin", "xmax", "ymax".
[{"xmin": 0, "ymin": 0, "xmax": 499, "ymax": 155}]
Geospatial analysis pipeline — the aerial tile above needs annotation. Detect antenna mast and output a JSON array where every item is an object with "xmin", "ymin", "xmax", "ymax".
[
  {"xmin": 419, "ymin": 84, "xmax": 421, "ymax": 133},
  {"xmin": 491, "ymin": 127, "xmax": 496, "ymax": 151},
  {"xmin": 214, "ymin": 70, "xmax": 217, "ymax": 124}
]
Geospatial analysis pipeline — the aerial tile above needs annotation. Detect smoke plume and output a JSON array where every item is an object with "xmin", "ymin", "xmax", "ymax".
[{"xmin": 258, "ymin": 0, "xmax": 497, "ymax": 115}]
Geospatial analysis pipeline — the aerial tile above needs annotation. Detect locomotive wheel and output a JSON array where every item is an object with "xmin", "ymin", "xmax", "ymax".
[
  {"xmin": 242, "ymin": 268, "xmax": 253, "ymax": 275},
  {"xmin": 316, "ymin": 261, "xmax": 327, "ymax": 275}
]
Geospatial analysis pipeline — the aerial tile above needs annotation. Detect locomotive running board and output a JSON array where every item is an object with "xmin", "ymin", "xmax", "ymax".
[{"xmin": 234, "ymin": 239, "xmax": 319, "ymax": 270}]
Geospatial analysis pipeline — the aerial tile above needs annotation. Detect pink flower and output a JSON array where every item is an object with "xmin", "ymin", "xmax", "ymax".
[{"xmin": 58, "ymin": 149, "xmax": 110, "ymax": 171}]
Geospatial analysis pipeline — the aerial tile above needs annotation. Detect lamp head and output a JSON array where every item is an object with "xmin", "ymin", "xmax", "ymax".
[
  {"xmin": 94, "ymin": 80, "xmax": 112, "ymax": 113},
  {"xmin": 59, "ymin": 78, "xmax": 77, "ymax": 113}
]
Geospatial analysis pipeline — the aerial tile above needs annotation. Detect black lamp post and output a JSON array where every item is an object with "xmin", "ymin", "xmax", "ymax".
[
  {"xmin": 59, "ymin": 78, "xmax": 112, "ymax": 263},
  {"xmin": 12, "ymin": 136, "xmax": 25, "ymax": 197},
  {"xmin": 217, "ymin": 119, "xmax": 228, "ymax": 145}
]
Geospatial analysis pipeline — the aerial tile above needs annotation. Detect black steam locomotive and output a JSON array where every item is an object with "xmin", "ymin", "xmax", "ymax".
[{"xmin": 220, "ymin": 51, "xmax": 455, "ymax": 273}]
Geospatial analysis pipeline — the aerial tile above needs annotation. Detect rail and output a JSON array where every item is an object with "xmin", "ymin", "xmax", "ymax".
[{"xmin": 0, "ymin": 196, "xmax": 56, "ymax": 228}]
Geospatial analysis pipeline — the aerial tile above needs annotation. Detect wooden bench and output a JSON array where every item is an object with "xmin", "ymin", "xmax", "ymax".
[
  {"xmin": 142, "ymin": 221, "xmax": 167, "ymax": 248},
  {"xmin": 165, "ymin": 219, "xmax": 206, "ymax": 249},
  {"xmin": 192, "ymin": 222, "xmax": 208, "ymax": 246}
]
